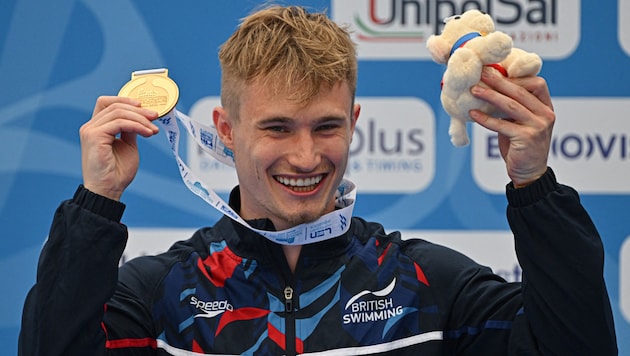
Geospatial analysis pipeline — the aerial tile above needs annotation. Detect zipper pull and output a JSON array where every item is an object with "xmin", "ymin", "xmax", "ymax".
[{"xmin": 284, "ymin": 286, "xmax": 294, "ymax": 313}]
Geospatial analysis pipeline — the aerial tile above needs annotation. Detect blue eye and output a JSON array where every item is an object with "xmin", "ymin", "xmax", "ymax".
[
  {"xmin": 318, "ymin": 124, "xmax": 336, "ymax": 131},
  {"xmin": 267, "ymin": 126, "xmax": 288, "ymax": 133}
]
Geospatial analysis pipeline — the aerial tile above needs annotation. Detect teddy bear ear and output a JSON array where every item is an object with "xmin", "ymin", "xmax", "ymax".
[
  {"xmin": 463, "ymin": 9, "xmax": 495, "ymax": 34},
  {"xmin": 426, "ymin": 35, "xmax": 450, "ymax": 64}
]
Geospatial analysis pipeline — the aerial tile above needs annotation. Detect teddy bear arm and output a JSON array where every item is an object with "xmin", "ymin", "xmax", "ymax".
[
  {"xmin": 426, "ymin": 35, "xmax": 451, "ymax": 64},
  {"xmin": 502, "ymin": 48, "xmax": 543, "ymax": 77},
  {"xmin": 466, "ymin": 32, "xmax": 513, "ymax": 64},
  {"xmin": 444, "ymin": 48, "xmax": 484, "ymax": 90}
]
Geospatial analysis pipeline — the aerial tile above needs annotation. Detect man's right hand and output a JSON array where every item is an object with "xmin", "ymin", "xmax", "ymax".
[{"xmin": 79, "ymin": 96, "xmax": 159, "ymax": 201}]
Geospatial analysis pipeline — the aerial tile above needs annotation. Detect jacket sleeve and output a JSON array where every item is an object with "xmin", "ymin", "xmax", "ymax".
[
  {"xmin": 19, "ymin": 185, "xmax": 132, "ymax": 356},
  {"xmin": 506, "ymin": 167, "xmax": 617, "ymax": 355}
]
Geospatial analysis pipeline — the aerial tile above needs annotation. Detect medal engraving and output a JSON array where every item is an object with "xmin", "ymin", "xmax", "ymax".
[{"xmin": 118, "ymin": 69, "xmax": 179, "ymax": 117}]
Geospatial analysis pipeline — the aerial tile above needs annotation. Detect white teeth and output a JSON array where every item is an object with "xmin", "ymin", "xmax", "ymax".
[{"xmin": 277, "ymin": 175, "xmax": 322, "ymax": 187}]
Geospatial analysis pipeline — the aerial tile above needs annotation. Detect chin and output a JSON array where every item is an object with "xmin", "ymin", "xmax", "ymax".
[{"xmin": 285, "ymin": 209, "xmax": 326, "ymax": 226}]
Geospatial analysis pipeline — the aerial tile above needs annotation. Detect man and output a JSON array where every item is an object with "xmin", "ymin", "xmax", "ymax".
[{"xmin": 20, "ymin": 5, "xmax": 617, "ymax": 355}]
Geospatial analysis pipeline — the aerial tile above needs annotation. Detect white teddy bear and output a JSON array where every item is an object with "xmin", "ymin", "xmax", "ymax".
[{"xmin": 426, "ymin": 9, "xmax": 542, "ymax": 146}]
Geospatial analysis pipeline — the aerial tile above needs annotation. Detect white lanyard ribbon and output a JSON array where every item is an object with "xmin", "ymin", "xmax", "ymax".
[{"xmin": 157, "ymin": 109, "xmax": 357, "ymax": 245}]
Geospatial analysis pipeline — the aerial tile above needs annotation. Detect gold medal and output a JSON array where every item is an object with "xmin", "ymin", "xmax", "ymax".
[{"xmin": 118, "ymin": 68, "xmax": 179, "ymax": 117}]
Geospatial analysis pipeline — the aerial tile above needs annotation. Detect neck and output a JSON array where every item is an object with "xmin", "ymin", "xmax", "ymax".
[{"xmin": 282, "ymin": 245, "xmax": 302, "ymax": 273}]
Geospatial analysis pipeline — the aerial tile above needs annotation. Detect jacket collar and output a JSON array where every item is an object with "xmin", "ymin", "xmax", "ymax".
[{"xmin": 211, "ymin": 186, "xmax": 354, "ymax": 266}]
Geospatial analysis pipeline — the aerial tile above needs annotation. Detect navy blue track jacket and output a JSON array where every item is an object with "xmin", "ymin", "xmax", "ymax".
[{"xmin": 19, "ymin": 168, "xmax": 618, "ymax": 355}]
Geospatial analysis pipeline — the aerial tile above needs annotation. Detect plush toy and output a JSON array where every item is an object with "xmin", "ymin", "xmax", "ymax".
[{"xmin": 426, "ymin": 9, "xmax": 542, "ymax": 146}]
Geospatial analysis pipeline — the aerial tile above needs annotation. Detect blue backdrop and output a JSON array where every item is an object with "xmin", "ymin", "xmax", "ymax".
[{"xmin": 1, "ymin": 0, "xmax": 628, "ymax": 354}]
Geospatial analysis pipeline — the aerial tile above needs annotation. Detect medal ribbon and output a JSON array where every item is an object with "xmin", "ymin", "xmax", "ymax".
[{"xmin": 156, "ymin": 108, "xmax": 357, "ymax": 245}]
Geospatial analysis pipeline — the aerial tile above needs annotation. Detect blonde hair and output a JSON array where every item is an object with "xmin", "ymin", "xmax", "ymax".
[{"xmin": 218, "ymin": 5, "xmax": 357, "ymax": 116}]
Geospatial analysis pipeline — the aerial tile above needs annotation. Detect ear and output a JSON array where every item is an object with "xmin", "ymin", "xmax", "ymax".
[
  {"xmin": 351, "ymin": 103, "xmax": 361, "ymax": 132},
  {"xmin": 212, "ymin": 106, "xmax": 234, "ymax": 149},
  {"xmin": 348, "ymin": 103, "xmax": 361, "ymax": 143},
  {"xmin": 461, "ymin": 9, "xmax": 495, "ymax": 34},
  {"xmin": 426, "ymin": 35, "xmax": 450, "ymax": 64}
]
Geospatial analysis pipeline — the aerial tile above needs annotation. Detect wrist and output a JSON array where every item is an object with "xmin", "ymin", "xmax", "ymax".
[
  {"xmin": 82, "ymin": 182, "xmax": 124, "ymax": 201},
  {"xmin": 73, "ymin": 185, "xmax": 126, "ymax": 222},
  {"xmin": 506, "ymin": 167, "xmax": 557, "ymax": 207},
  {"xmin": 510, "ymin": 167, "xmax": 548, "ymax": 189}
]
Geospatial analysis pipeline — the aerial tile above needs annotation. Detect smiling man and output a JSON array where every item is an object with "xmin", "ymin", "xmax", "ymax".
[
  {"xmin": 214, "ymin": 81, "xmax": 358, "ymax": 232},
  {"xmin": 20, "ymin": 5, "xmax": 617, "ymax": 356},
  {"xmin": 213, "ymin": 79, "xmax": 359, "ymax": 271}
]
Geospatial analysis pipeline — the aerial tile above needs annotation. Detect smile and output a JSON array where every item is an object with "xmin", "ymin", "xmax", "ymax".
[{"xmin": 275, "ymin": 175, "xmax": 323, "ymax": 192}]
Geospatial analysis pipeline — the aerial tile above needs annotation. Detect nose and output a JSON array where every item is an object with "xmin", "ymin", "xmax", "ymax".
[{"xmin": 287, "ymin": 130, "xmax": 321, "ymax": 172}]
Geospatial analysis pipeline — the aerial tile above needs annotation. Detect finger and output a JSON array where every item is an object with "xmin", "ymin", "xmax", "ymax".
[
  {"xmin": 88, "ymin": 102, "xmax": 160, "ymax": 135},
  {"xmin": 508, "ymin": 76, "xmax": 554, "ymax": 110},
  {"xmin": 92, "ymin": 96, "xmax": 159, "ymax": 125},
  {"xmin": 469, "ymin": 84, "xmax": 532, "ymax": 138},
  {"xmin": 93, "ymin": 96, "xmax": 139, "ymax": 116},
  {"xmin": 99, "ymin": 104, "xmax": 160, "ymax": 129},
  {"xmin": 80, "ymin": 111, "xmax": 160, "ymax": 147},
  {"xmin": 477, "ymin": 69, "xmax": 553, "ymax": 120},
  {"xmin": 471, "ymin": 84, "xmax": 554, "ymax": 142},
  {"xmin": 101, "ymin": 116, "xmax": 160, "ymax": 138},
  {"xmin": 82, "ymin": 115, "xmax": 159, "ymax": 141},
  {"xmin": 468, "ymin": 108, "xmax": 518, "ymax": 137}
]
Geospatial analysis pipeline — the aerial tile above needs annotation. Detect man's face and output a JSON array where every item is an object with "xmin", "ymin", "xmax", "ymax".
[{"xmin": 213, "ymin": 81, "xmax": 360, "ymax": 231}]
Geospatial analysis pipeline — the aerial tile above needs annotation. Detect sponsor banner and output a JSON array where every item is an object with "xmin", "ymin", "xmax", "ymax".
[
  {"xmin": 621, "ymin": 0, "xmax": 630, "ymax": 56},
  {"xmin": 347, "ymin": 97, "xmax": 435, "ymax": 193},
  {"xmin": 332, "ymin": 0, "xmax": 578, "ymax": 60},
  {"xmin": 621, "ymin": 235, "xmax": 630, "ymax": 323},
  {"xmin": 472, "ymin": 98, "xmax": 630, "ymax": 194},
  {"xmin": 188, "ymin": 98, "xmax": 239, "ymax": 192},
  {"xmin": 3, "ymin": 2, "xmax": 629, "ymax": 354},
  {"xmin": 122, "ymin": 228, "xmax": 197, "ymax": 265},
  {"xmin": 187, "ymin": 97, "xmax": 435, "ymax": 194}
]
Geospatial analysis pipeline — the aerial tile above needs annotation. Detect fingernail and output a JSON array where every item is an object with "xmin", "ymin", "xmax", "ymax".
[
  {"xmin": 471, "ymin": 85, "xmax": 484, "ymax": 95},
  {"xmin": 481, "ymin": 67, "xmax": 495, "ymax": 78}
]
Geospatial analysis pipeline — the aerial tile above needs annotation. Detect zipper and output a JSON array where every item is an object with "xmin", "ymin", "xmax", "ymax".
[
  {"xmin": 284, "ymin": 285, "xmax": 296, "ymax": 355},
  {"xmin": 284, "ymin": 286, "xmax": 294, "ymax": 313}
]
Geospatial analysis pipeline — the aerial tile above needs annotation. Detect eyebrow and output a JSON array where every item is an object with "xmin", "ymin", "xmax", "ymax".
[{"xmin": 257, "ymin": 115, "xmax": 348, "ymax": 126}]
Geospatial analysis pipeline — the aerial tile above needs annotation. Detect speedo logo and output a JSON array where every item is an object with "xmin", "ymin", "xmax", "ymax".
[
  {"xmin": 343, "ymin": 278, "xmax": 404, "ymax": 324},
  {"xmin": 190, "ymin": 296, "xmax": 234, "ymax": 318}
]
